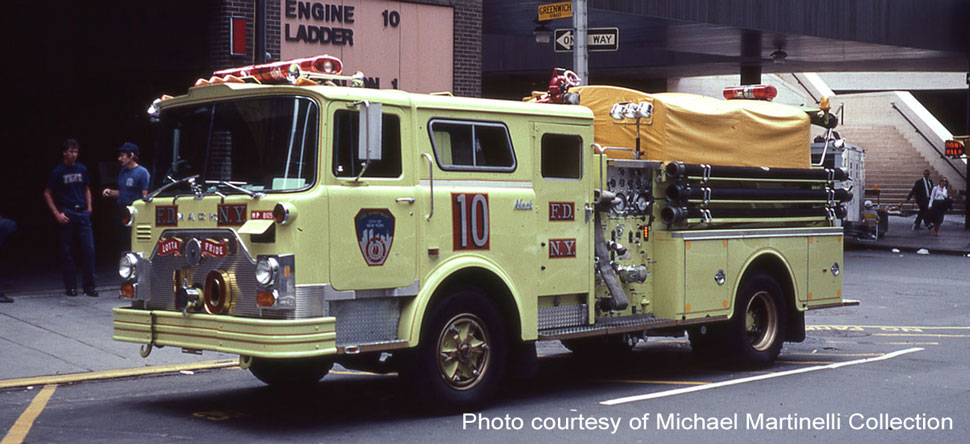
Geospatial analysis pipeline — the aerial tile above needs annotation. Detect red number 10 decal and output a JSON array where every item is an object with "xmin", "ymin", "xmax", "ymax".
[{"xmin": 452, "ymin": 193, "xmax": 490, "ymax": 250}]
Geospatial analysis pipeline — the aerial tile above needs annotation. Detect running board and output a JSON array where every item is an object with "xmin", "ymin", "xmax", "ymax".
[
  {"xmin": 806, "ymin": 299, "xmax": 860, "ymax": 310},
  {"xmin": 538, "ymin": 314, "xmax": 727, "ymax": 341}
]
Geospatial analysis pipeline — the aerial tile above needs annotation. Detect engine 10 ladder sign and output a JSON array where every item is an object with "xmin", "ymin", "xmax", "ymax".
[{"xmin": 452, "ymin": 193, "xmax": 490, "ymax": 250}]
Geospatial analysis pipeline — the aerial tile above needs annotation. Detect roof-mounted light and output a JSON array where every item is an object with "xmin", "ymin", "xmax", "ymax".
[
  {"xmin": 723, "ymin": 84, "xmax": 777, "ymax": 101},
  {"xmin": 212, "ymin": 55, "xmax": 343, "ymax": 85}
]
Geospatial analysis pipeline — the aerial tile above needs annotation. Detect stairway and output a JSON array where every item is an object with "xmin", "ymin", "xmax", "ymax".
[{"xmin": 837, "ymin": 125, "xmax": 965, "ymax": 214}]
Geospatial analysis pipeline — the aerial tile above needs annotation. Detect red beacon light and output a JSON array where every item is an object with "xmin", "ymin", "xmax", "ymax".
[
  {"xmin": 212, "ymin": 55, "xmax": 343, "ymax": 84},
  {"xmin": 723, "ymin": 84, "xmax": 778, "ymax": 101}
]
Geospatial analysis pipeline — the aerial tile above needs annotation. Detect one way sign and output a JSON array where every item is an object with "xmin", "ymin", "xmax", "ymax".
[{"xmin": 554, "ymin": 28, "xmax": 619, "ymax": 52}]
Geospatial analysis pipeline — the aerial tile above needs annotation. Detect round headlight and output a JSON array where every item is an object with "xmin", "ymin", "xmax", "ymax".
[
  {"xmin": 255, "ymin": 257, "xmax": 279, "ymax": 286},
  {"xmin": 119, "ymin": 252, "xmax": 139, "ymax": 280}
]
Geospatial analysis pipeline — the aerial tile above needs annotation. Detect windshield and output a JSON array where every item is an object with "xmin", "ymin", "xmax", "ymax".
[{"xmin": 153, "ymin": 96, "xmax": 319, "ymax": 196}]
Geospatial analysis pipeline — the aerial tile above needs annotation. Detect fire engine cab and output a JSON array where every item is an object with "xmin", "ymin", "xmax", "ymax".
[{"xmin": 113, "ymin": 56, "xmax": 857, "ymax": 410}]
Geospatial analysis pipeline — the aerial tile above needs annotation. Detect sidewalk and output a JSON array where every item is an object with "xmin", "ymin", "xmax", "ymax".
[
  {"xmin": 1, "ymin": 267, "xmax": 235, "ymax": 383},
  {"xmin": 844, "ymin": 214, "xmax": 970, "ymax": 255}
]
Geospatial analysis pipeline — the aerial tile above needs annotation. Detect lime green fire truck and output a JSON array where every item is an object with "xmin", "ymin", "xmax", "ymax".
[{"xmin": 112, "ymin": 57, "xmax": 856, "ymax": 409}]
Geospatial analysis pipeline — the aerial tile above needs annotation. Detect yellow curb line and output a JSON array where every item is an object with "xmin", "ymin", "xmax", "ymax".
[{"xmin": 0, "ymin": 360, "xmax": 239, "ymax": 390}]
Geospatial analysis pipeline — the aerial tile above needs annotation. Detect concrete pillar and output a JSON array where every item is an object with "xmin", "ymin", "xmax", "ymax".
[{"xmin": 740, "ymin": 30, "xmax": 762, "ymax": 85}]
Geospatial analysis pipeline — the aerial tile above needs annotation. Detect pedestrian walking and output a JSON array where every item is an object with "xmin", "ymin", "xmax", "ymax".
[
  {"xmin": 43, "ymin": 138, "xmax": 98, "ymax": 297},
  {"xmin": 0, "ymin": 215, "xmax": 15, "ymax": 303},
  {"xmin": 927, "ymin": 177, "xmax": 952, "ymax": 237},
  {"xmin": 102, "ymin": 142, "xmax": 150, "ymax": 251},
  {"xmin": 901, "ymin": 169, "xmax": 933, "ymax": 230}
]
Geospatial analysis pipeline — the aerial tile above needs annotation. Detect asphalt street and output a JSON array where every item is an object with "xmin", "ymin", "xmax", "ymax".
[{"xmin": 2, "ymin": 248, "xmax": 969, "ymax": 443}]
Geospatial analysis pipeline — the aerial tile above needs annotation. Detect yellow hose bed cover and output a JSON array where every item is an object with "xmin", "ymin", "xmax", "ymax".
[{"xmin": 573, "ymin": 85, "xmax": 810, "ymax": 169}]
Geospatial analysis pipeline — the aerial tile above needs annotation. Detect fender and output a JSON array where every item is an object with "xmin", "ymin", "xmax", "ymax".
[
  {"xmin": 731, "ymin": 247, "xmax": 800, "ymax": 320},
  {"xmin": 398, "ymin": 254, "xmax": 533, "ymax": 348}
]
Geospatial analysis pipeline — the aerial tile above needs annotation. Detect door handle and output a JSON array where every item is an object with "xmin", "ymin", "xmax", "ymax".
[
  {"xmin": 396, "ymin": 197, "xmax": 415, "ymax": 204},
  {"xmin": 422, "ymin": 153, "xmax": 435, "ymax": 220}
]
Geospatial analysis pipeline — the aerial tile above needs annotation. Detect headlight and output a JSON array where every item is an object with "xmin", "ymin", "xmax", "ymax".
[
  {"xmin": 255, "ymin": 257, "xmax": 279, "ymax": 286},
  {"xmin": 119, "ymin": 252, "xmax": 139, "ymax": 280}
]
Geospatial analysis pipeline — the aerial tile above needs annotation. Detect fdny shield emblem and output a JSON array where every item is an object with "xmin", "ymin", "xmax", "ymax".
[{"xmin": 355, "ymin": 209, "xmax": 395, "ymax": 266}]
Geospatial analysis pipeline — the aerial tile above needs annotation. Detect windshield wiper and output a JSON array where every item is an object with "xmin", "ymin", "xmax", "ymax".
[
  {"xmin": 209, "ymin": 181, "xmax": 265, "ymax": 199},
  {"xmin": 144, "ymin": 175, "xmax": 200, "ymax": 202}
]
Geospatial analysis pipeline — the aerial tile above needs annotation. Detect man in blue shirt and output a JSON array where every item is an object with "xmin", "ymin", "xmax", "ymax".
[
  {"xmin": 102, "ymin": 142, "xmax": 150, "ymax": 250},
  {"xmin": 43, "ymin": 139, "xmax": 98, "ymax": 297}
]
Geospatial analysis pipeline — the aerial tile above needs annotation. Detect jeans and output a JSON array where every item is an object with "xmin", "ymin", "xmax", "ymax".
[{"xmin": 58, "ymin": 209, "xmax": 96, "ymax": 290}]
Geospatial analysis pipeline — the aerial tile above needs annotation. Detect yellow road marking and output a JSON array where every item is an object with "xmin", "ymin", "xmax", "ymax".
[
  {"xmin": 777, "ymin": 360, "xmax": 834, "ymax": 365},
  {"xmin": 0, "ymin": 360, "xmax": 238, "ymax": 390},
  {"xmin": 1, "ymin": 384, "xmax": 57, "ymax": 444},
  {"xmin": 329, "ymin": 370, "xmax": 395, "ymax": 376},
  {"xmin": 597, "ymin": 379, "xmax": 710, "ymax": 386},
  {"xmin": 788, "ymin": 352, "xmax": 884, "ymax": 357},
  {"xmin": 874, "ymin": 333, "xmax": 970, "ymax": 338},
  {"xmin": 820, "ymin": 340, "xmax": 940, "ymax": 346}
]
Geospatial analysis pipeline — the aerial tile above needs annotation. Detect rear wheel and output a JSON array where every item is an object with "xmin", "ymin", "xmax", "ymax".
[
  {"xmin": 402, "ymin": 288, "xmax": 508, "ymax": 412},
  {"xmin": 725, "ymin": 274, "xmax": 787, "ymax": 367},
  {"xmin": 248, "ymin": 356, "xmax": 333, "ymax": 387}
]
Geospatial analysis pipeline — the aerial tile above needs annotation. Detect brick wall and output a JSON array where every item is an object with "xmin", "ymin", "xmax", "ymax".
[
  {"xmin": 209, "ymin": 0, "xmax": 481, "ymax": 96},
  {"xmin": 451, "ymin": 0, "xmax": 482, "ymax": 97},
  {"xmin": 208, "ymin": 0, "xmax": 282, "ymax": 72}
]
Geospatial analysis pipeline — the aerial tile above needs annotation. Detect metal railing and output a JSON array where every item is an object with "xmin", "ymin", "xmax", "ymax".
[{"xmin": 890, "ymin": 101, "xmax": 966, "ymax": 182}]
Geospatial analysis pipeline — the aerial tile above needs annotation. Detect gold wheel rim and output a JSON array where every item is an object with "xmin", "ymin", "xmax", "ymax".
[
  {"xmin": 436, "ymin": 313, "xmax": 490, "ymax": 391},
  {"xmin": 745, "ymin": 290, "xmax": 779, "ymax": 352}
]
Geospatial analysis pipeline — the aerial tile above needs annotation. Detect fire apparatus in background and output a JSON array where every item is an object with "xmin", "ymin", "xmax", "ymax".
[{"xmin": 113, "ymin": 57, "xmax": 857, "ymax": 410}]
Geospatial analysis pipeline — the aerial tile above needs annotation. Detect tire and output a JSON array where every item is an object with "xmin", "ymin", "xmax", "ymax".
[
  {"xmin": 402, "ymin": 287, "xmax": 508, "ymax": 412},
  {"xmin": 248, "ymin": 356, "xmax": 333, "ymax": 387},
  {"xmin": 725, "ymin": 274, "xmax": 788, "ymax": 367}
]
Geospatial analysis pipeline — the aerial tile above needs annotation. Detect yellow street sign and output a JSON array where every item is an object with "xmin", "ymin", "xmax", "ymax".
[{"xmin": 539, "ymin": 1, "xmax": 572, "ymax": 21}]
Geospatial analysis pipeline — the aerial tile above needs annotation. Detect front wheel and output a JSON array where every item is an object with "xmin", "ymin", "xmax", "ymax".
[
  {"xmin": 725, "ymin": 274, "xmax": 788, "ymax": 367},
  {"xmin": 402, "ymin": 288, "xmax": 508, "ymax": 412}
]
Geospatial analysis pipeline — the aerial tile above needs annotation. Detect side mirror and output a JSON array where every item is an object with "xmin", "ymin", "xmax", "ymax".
[{"xmin": 358, "ymin": 102, "xmax": 383, "ymax": 161}]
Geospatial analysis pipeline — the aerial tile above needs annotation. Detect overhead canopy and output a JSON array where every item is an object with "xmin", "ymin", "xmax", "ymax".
[{"xmin": 573, "ymin": 85, "xmax": 811, "ymax": 169}]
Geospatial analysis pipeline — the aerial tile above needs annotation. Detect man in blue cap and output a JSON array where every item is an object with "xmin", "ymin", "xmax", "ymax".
[
  {"xmin": 44, "ymin": 138, "xmax": 98, "ymax": 297},
  {"xmin": 102, "ymin": 142, "xmax": 150, "ymax": 250}
]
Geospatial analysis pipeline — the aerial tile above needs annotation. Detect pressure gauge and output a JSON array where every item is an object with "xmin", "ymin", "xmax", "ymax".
[
  {"xmin": 635, "ymin": 194, "xmax": 649, "ymax": 213},
  {"xmin": 614, "ymin": 193, "xmax": 627, "ymax": 213}
]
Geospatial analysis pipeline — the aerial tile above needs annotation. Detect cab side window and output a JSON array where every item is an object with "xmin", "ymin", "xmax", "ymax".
[
  {"xmin": 541, "ymin": 134, "xmax": 583, "ymax": 179},
  {"xmin": 332, "ymin": 109, "xmax": 402, "ymax": 178},
  {"xmin": 429, "ymin": 119, "xmax": 515, "ymax": 172}
]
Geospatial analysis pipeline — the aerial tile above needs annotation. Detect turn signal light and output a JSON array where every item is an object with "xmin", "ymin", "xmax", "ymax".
[
  {"xmin": 121, "ymin": 206, "xmax": 136, "ymax": 227},
  {"xmin": 257, "ymin": 290, "xmax": 277, "ymax": 307},
  {"xmin": 723, "ymin": 84, "xmax": 778, "ymax": 101},
  {"xmin": 273, "ymin": 203, "xmax": 296, "ymax": 225},
  {"xmin": 121, "ymin": 283, "xmax": 136, "ymax": 299}
]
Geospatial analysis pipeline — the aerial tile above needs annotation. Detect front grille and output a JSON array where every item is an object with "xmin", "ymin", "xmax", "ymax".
[
  {"xmin": 136, "ymin": 224, "xmax": 153, "ymax": 242},
  {"xmin": 147, "ymin": 229, "xmax": 261, "ymax": 317}
]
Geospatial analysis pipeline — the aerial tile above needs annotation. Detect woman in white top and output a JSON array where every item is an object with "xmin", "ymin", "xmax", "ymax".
[{"xmin": 927, "ymin": 177, "xmax": 950, "ymax": 236}]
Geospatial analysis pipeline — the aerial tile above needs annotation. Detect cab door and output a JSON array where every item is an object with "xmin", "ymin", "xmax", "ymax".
[
  {"xmin": 533, "ymin": 123, "xmax": 592, "ymax": 297},
  {"xmin": 327, "ymin": 103, "xmax": 417, "ymax": 291}
]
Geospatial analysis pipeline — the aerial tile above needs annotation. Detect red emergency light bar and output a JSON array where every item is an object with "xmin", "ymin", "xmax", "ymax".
[
  {"xmin": 213, "ymin": 55, "xmax": 343, "ymax": 84},
  {"xmin": 945, "ymin": 139, "xmax": 966, "ymax": 158},
  {"xmin": 723, "ymin": 84, "xmax": 778, "ymax": 101}
]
